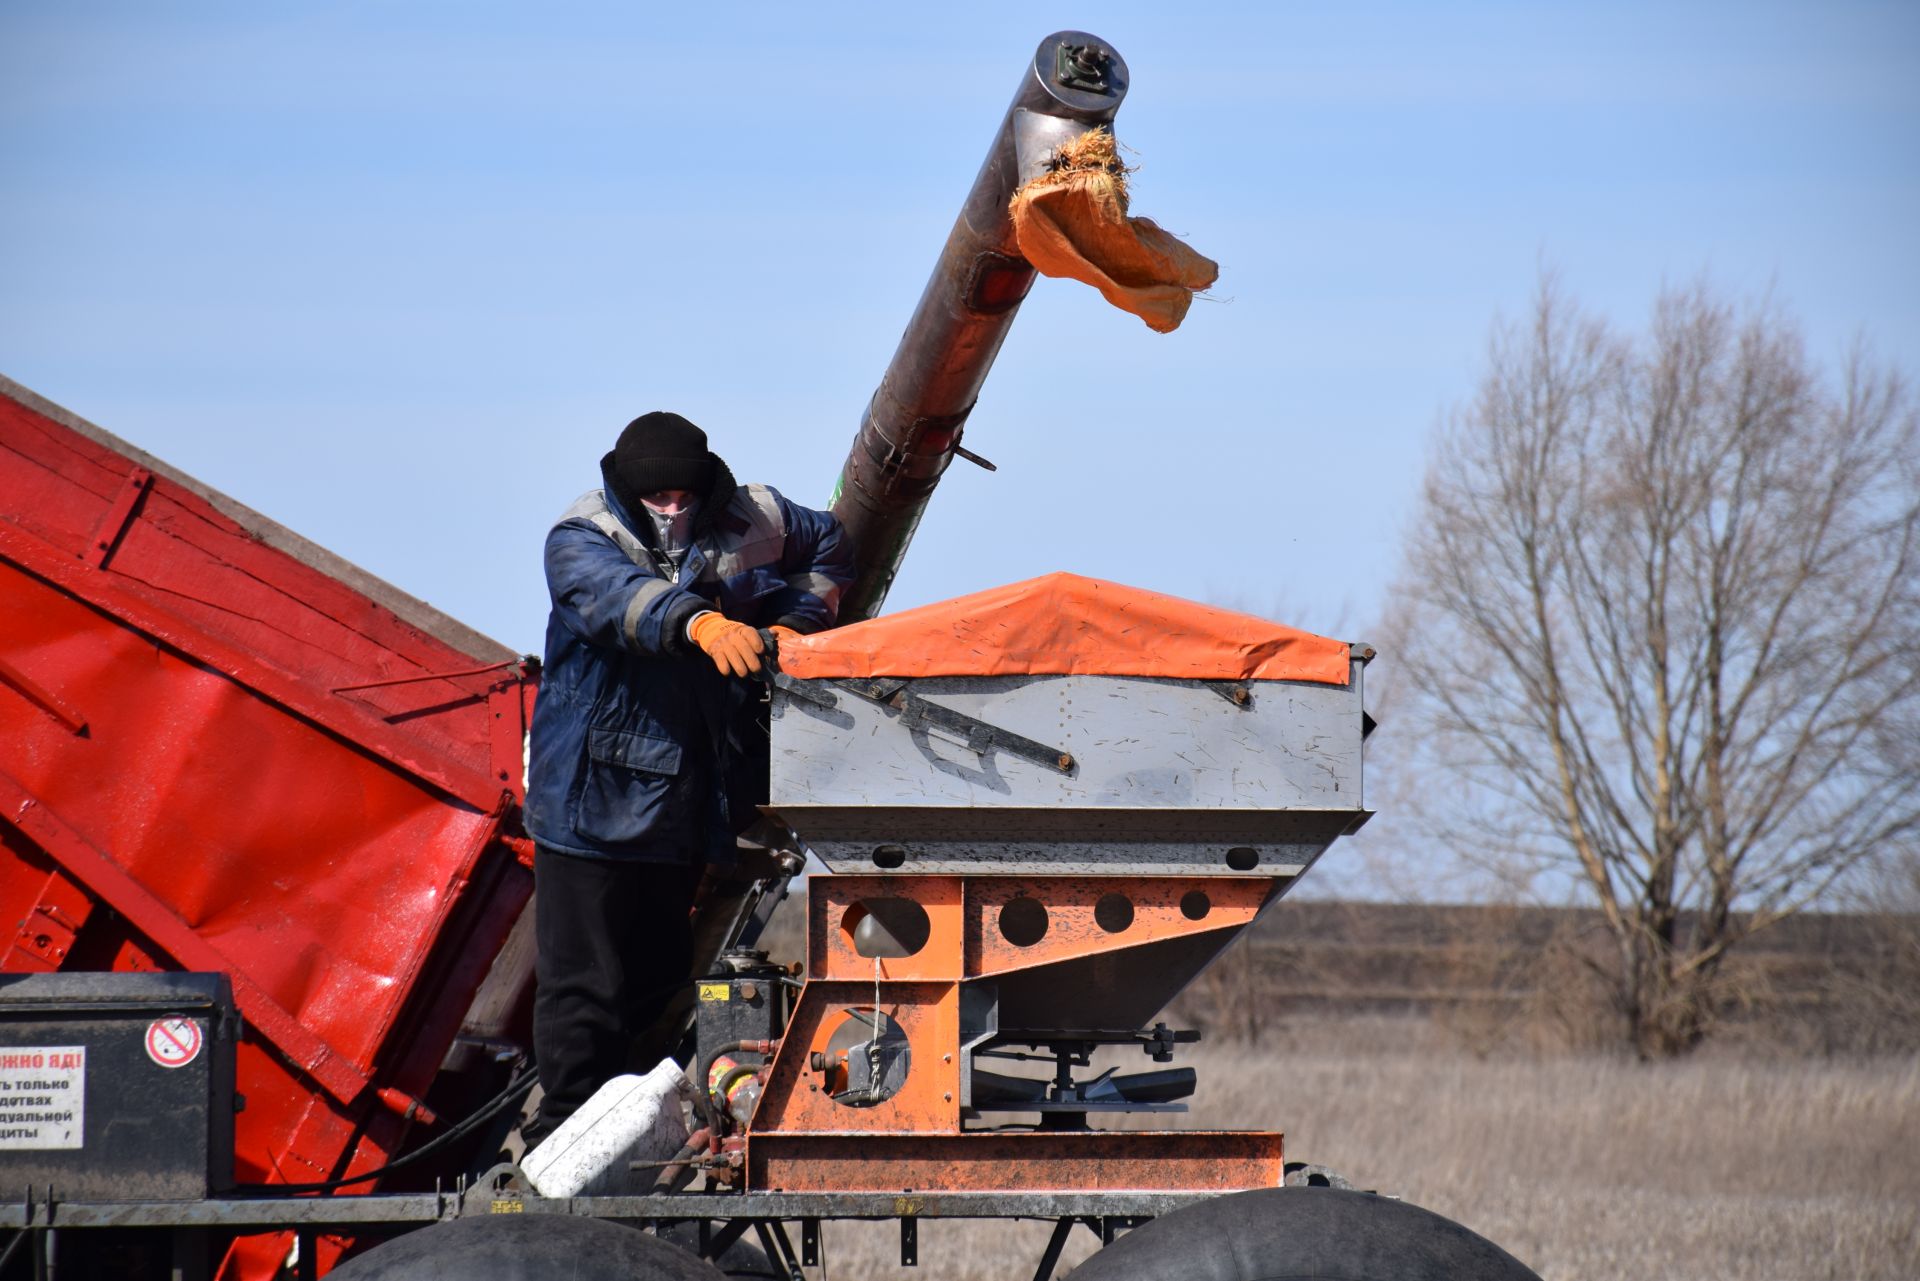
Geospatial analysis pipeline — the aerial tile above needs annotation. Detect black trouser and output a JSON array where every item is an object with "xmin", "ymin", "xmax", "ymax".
[{"xmin": 527, "ymin": 847, "xmax": 698, "ymax": 1145}]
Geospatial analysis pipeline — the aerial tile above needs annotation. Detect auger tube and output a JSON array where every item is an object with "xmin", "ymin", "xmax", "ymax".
[{"xmin": 828, "ymin": 30, "xmax": 1130, "ymax": 621}]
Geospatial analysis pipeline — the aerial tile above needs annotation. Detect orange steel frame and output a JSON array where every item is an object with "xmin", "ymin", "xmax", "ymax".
[{"xmin": 744, "ymin": 874, "xmax": 1284, "ymax": 1193}]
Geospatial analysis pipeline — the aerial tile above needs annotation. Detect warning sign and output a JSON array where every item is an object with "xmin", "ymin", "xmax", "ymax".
[
  {"xmin": 145, "ymin": 1017, "xmax": 203, "ymax": 1069},
  {"xmin": 0, "ymin": 1046, "xmax": 86, "ymax": 1149}
]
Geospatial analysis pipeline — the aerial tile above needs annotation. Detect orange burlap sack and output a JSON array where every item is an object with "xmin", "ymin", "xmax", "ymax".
[{"xmin": 1008, "ymin": 129, "xmax": 1219, "ymax": 334}]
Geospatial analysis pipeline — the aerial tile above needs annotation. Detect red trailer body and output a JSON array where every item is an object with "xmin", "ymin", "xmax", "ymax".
[{"xmin": 0, "ymin": 376, "xmax": 538, "ymax": 1276}]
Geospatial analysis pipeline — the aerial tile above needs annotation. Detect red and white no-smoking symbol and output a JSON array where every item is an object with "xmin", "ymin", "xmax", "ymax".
[{"xmin": 145, "ymin": 1017, "xmax": 202, "ymax": 1069}]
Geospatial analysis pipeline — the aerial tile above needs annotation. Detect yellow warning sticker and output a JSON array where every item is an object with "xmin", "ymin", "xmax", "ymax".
[
  {"xmin": 490, "ymin": 1199, "xmax": 524, "ymax": 1214},
  {"xmin": 697, "ymin": 982, "xmax": 731, "ymax": 1002}
]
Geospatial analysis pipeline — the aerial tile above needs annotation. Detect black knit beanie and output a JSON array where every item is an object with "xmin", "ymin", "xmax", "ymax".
[{"xmin": 612, "ymin": 411, "xmax": 716, "ymax": 496}]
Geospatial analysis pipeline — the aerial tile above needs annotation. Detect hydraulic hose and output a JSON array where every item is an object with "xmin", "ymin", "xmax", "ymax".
[
  {"xmin": 647, "ymin": 1127, "xmax": 714, "ymax": 1192},
  {"xmin": 695, "ymin": 1038, "xmax": 777, "ymax": 1134},
  {"xmin": 238, "ymin": 1065, "xmax": 538, "ymax": 1195},
  {"xmin": 697, "ymin": 1039, "xmax": 776, "ymax": 1103},
  {"xmin": 713, "ymin": 1062, "xmax": 759, "ymax": 1104}
]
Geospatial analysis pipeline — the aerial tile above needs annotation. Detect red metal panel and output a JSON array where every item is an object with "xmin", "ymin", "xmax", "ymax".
[
  {"xmin": 0, "ymin": 390, "xmax": 524, "ymax": 806},
  {"xmin": 0, "ymin": 381, "xmax": 540, "ymax": 1278},
  {"xmin": 0, "ymin": 519, "xmax": 515, "ymax": 812},
  {"xmin": 0, "ymin": 770, "xmax": 373, "ymax": 1103},
  {"xmin": 0, "ymin": 564, "xmax": 516, "ymax": 1079},
  {"xmin": 0, "ymin": 650, "xmax": 89, "ymax": 733},
  {"xmin": 0, "ymin": 861, "xmax": 92, "ymax": 971}
]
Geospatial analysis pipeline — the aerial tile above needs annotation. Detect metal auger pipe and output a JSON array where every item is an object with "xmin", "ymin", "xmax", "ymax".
[{"xmin": 828, "ymin": 30, "xmax": 1130, "ymax": 622}]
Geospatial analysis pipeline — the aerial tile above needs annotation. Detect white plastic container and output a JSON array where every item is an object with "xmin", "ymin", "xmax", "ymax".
[{"xmin": 521, "ymin": 1058, "xmax": 694, "ymax": 1197}]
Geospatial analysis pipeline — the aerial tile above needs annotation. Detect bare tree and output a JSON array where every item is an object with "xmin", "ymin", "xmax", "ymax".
[{"xmin": 1388, "ymin": 277, "xmax": 1920, "ymax": 1057}]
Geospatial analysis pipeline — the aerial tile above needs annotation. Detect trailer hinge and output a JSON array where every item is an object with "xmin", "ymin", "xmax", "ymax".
[{"xmin": 0, "ymin": 866, "xmax": 94, "ymax": 972}]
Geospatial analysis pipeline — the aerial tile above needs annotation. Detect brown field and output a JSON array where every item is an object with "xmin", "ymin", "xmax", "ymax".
[
  {"xmin": 813, "ymin": 1033, "xmax": 1920, "ymax": 1280},
  {"xmin": 756, "ymin": 899, "xmax": 1920, "ymax": 1279}
]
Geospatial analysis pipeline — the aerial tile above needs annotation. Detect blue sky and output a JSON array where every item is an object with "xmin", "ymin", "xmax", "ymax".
[{"xmin": 5, "ymin": 1, "xmax": 1916, "ymax": 659}]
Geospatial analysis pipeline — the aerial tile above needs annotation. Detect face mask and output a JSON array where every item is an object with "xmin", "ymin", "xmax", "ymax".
[{"xmin": 644, "ymin": 498, "xmax": 700, "ymax": 561}]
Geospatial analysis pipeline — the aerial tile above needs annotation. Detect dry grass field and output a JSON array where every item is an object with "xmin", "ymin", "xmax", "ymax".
[
  {"xmin": 809, "ymin": 1030, "xmax": 1919, "ymax": 1281},
  {"xmin": 753, "ymin": 900, "xmax": 1919, "ymax": 1279}
]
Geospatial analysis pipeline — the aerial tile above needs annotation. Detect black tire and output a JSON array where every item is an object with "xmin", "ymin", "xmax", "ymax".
[
  {"xmin": 327, "ymin": 1214, "xmax": 728, "ymax": 1280},
  {"xmin": 1067, "ymin": 1188, "xmax": 1541, "ymax": 1281},
  {"xmin": 654, "ymin": 1220, "xmax": 784, "ymax": 1279}
]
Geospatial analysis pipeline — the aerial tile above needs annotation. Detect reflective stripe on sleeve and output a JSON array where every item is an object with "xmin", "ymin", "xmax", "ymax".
[
  {"xmin": 622, "ymin": 576, "xmax": 675, "ymax": 646},
  {"xmin": 784, "ymin": 571, "xmax": 845, "ymax": 611}
]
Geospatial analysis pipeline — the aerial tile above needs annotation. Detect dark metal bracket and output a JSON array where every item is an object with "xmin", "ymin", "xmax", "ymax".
[
  {"xmin": 837, "ymin": 677, "xmax": 1076, "ymax": 775},
  {"xmin": 1054, "ymin": 42, "xmax": 1112, "ymax": 93},
  {"xmin": 753, "ymin": 1219, "xmax": 806, "ymax": 1281},
  {"xmin": 764, "ymin": 656, "xmax": 1075, "ymax": 776},
  {"xmin": 1205, "ymin": 680, "xmax": 1253, "ymax": 709},
  {"xmin": 1032, "ymin": 1215, "xmax": 1147, "ymax": 1281},
  {"xmin": 766, "ymin": 669, "xmax": 837, "ymax": 711}
]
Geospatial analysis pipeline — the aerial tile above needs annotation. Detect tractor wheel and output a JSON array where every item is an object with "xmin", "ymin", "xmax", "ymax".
[
  {"xmin": 1067, "ymin": 1187, "xmax": 1541, "ymax": 1281},
  {"xmin": 327, "ymin": 1214, "xmax": 728, "ymax": 1280},
  {"xmin": 653, "ymin": 1220, "xmax": 784, "ymax": 1279}
]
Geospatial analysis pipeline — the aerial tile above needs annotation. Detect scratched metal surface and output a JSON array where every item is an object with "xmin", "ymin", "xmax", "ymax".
[
  {"xmin": 769, "ymin": 669, "xmax": 1367, "ymax": 874},
  {"xmin": 771, "ymin": 669, "xmax": 1365, "ymax": 809},
  {"xmin": 767, "ymin": 805, "xmax": 1352, "ymax": 875}
]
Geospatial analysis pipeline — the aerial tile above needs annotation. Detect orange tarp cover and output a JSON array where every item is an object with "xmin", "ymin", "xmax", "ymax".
[{"xmin": 779, "ymin": 572, "xmax": 1351, "ymax": 686}]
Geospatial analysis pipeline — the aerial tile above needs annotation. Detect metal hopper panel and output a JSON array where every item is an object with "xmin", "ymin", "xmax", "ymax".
[{"xmin": 770, "ymin": 670, "xmax": 1368, "ymax": 875}]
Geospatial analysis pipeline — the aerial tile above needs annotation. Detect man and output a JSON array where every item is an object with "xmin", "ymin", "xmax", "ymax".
[{"xmin": 522, "ymin": 410, "xmax": 853, "ymax": 1144}]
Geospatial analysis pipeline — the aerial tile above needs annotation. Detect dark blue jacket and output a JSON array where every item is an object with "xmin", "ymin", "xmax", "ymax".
[{"xmin": 525, "ymin": 466, "xmax": 853, "ymax": 862}]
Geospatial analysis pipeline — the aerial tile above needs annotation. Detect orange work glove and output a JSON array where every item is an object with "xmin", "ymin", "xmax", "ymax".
[
  {"xmin": 768, "ymin": 624, "xmax": 804, "ymax": 647},
  {"xmin": 687, "ymin": 612, "xmax": 765, "ymax": 678}
]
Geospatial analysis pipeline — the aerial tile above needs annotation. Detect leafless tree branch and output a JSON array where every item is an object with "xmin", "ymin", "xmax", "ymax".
[{"xmin": 1385, "ymin": 276, "xmax": 1920, "ymax": 1056}]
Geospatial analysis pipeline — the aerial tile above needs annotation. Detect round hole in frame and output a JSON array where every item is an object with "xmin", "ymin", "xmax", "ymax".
[
  {"xmin": 998, "ymin": 896, "xmax": 1049, "ymax": 947},
  {"xmin": 842, "ymin": 897, "xmax": 931, "ymax": 959},
  {"xmin": 1094, "ymin": 892, "xmax": 1135, "ymax": 933},
  {"xmin": 1226, "ymin": 847, "xmax": 1260, "ymax": 872},
  {"xmin": 871, "ymin": 844, "xmax": 907, "ymax": 870},
  {"xmin": 1180, "ymin": 889, "xmax": 1212, "ymax": 921}
]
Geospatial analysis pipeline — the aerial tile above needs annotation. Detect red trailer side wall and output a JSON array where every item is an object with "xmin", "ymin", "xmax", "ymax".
[{"xmin": 0, "ymin": 378, "xmax": 538, "ymax": 1276}]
